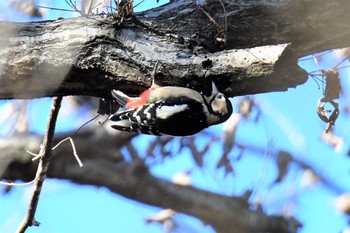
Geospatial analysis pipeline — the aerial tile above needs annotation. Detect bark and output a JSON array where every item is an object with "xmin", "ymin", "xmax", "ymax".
[
  {"xmin": 1, "ymin": 128, "xmax": 301, "ymax": 233},
  {"xmin": 2, "ymin": 0, "xmax": 349, "ymax": 99}
]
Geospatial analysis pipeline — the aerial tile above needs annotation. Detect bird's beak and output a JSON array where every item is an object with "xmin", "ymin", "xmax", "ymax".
[{"xmin": 212, "ymin": 81, "xmax": 219, "ymax": 93}]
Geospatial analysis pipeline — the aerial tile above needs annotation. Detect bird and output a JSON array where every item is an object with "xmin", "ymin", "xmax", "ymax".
[{"xmin": 109, "ymin": 81, "xmax": 232, "ymax": 136}]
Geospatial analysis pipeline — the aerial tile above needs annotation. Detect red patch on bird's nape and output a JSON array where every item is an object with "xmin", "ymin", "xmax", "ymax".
[
  {"xmin": 125, "ymin": 97, "xmax": 143, "ymax": 109},
  {"xmin": 125, "ymin": 86, "xmax": 158, "ymax": 109}
]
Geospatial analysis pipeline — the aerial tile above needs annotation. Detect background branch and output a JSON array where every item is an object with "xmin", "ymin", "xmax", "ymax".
[{"xmin": 1, "ymin": 127, "xmax": 301, "ymax": 233}]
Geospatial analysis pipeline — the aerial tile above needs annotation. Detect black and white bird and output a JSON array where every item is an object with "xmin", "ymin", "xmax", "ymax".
[{"xmin": 109, "ymin": 82, "xmax": 232, "ymax": 136}]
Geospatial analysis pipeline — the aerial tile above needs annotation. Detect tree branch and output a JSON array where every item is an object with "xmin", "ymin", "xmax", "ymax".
[
  {"xmin": 0, "ymin": 17, "xmax": 306, "ymax": 99},
  {"xmin": 16, "ymin": 97, "xmax": 62, "ymax": 233},
  {"xmin": 1, "ymin": 128, "xmax": 301, "ymax": 233},
  {"xmin": 6, "ymin": 0, "xmax": 350, "ymax": 99}
]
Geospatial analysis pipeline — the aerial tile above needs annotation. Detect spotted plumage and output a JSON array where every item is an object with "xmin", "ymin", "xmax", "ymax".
[{"xmin": 110, "ymin": 82, "xmax": 232, "ymax": 136}]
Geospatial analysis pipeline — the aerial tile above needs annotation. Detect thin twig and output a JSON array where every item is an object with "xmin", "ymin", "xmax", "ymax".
[
  {"xmin": 0, "ymin": 180, "xmax": 35, "ymax": 186},
  {"xmin": 198, "ymin": 6, "xmax": 223, "ymax": 32},
  {"xmin": 333, "ymin": 56, "xmax": 349, "ymax": 70},
  {"xmin": 134, "ymin": 0, "xmax": 146, "ymax": 9},
  {"xmin": 218, "ymin": 0, "xmax": 227, "ymax": 43},
  {"xmin": 75, "ymin": 114, "xmax": 100, "ymax": 133},
  {"xmin": 52, "ymin": 137, "xmax": 83, "ymax": 167},
  {"xmin": 64, "ymin": 0, "xmax": 84, "ymax": 15},
  {"xmin": 36, "ymin": 5, "xmax": 76, "ymax": 12},
  {"xmin": 16, "ymin": 96, "xmax": 63, "ymax": 233},
  {"xmin": 197, "ymin": 1, "xmax": 227, "ymax": 44}
]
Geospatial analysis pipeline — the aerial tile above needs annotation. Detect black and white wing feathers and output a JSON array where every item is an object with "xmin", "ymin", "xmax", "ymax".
[{"xmin": 109, "ymin": 96, "xmax": 207, "ymax": 136}]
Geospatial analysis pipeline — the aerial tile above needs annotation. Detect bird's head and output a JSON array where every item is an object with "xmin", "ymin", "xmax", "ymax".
[{"xmin": 204, "ymin": 82, "xmax": 233, "ymax": 125}]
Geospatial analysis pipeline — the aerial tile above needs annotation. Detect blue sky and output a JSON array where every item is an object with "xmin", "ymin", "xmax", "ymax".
[{"xmin": 1, "ymin": 1, "xmax": 350, "ymax": 233}]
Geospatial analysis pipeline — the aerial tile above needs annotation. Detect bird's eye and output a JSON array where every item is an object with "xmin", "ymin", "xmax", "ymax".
[{"xmin": 217, "ymin": 94, "xmax": 224, "ymax": 100}]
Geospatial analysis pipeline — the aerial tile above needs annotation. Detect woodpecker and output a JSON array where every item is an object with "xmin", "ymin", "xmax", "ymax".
[{"xmin": 109, "ymin": 82, "xmax": 232, "ymax": 136}]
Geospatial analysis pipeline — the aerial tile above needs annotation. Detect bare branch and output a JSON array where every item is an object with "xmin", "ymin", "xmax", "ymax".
[
  {"xmin": 0, "ymin": 127, "xmax": 303, "ymax": 233},
  {"xmin": 16, "ymin": 96, "xmax": 63, "ymax": 233},
  {"xmin": 52, "ymin": 137, "xmax": 83, "ymax": 167}
]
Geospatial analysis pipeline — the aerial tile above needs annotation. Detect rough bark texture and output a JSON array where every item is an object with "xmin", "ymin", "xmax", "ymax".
[
  {"xmin": 3, "ymin": 0, "xmax": 349, "ymax": 99},
  {"xmin": 0, "ymin": 17, "xmax": 302, "ymax": 99}
]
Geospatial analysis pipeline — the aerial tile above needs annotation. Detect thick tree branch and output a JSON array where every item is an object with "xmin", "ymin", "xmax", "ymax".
[
  {"xmin": 0, "ymin": 17, "xmax": 305, "ymax": 99},
  {"xmin": 3, "ymin": 0, "xmax": 349, "ymax": 99},
  {"xmin": 1, "ymin": 128, "xmax": 300, "ymax": 233},
  {"xmin": 144, "ymin": 0, "xmax": 350, "ymax": 55}
]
